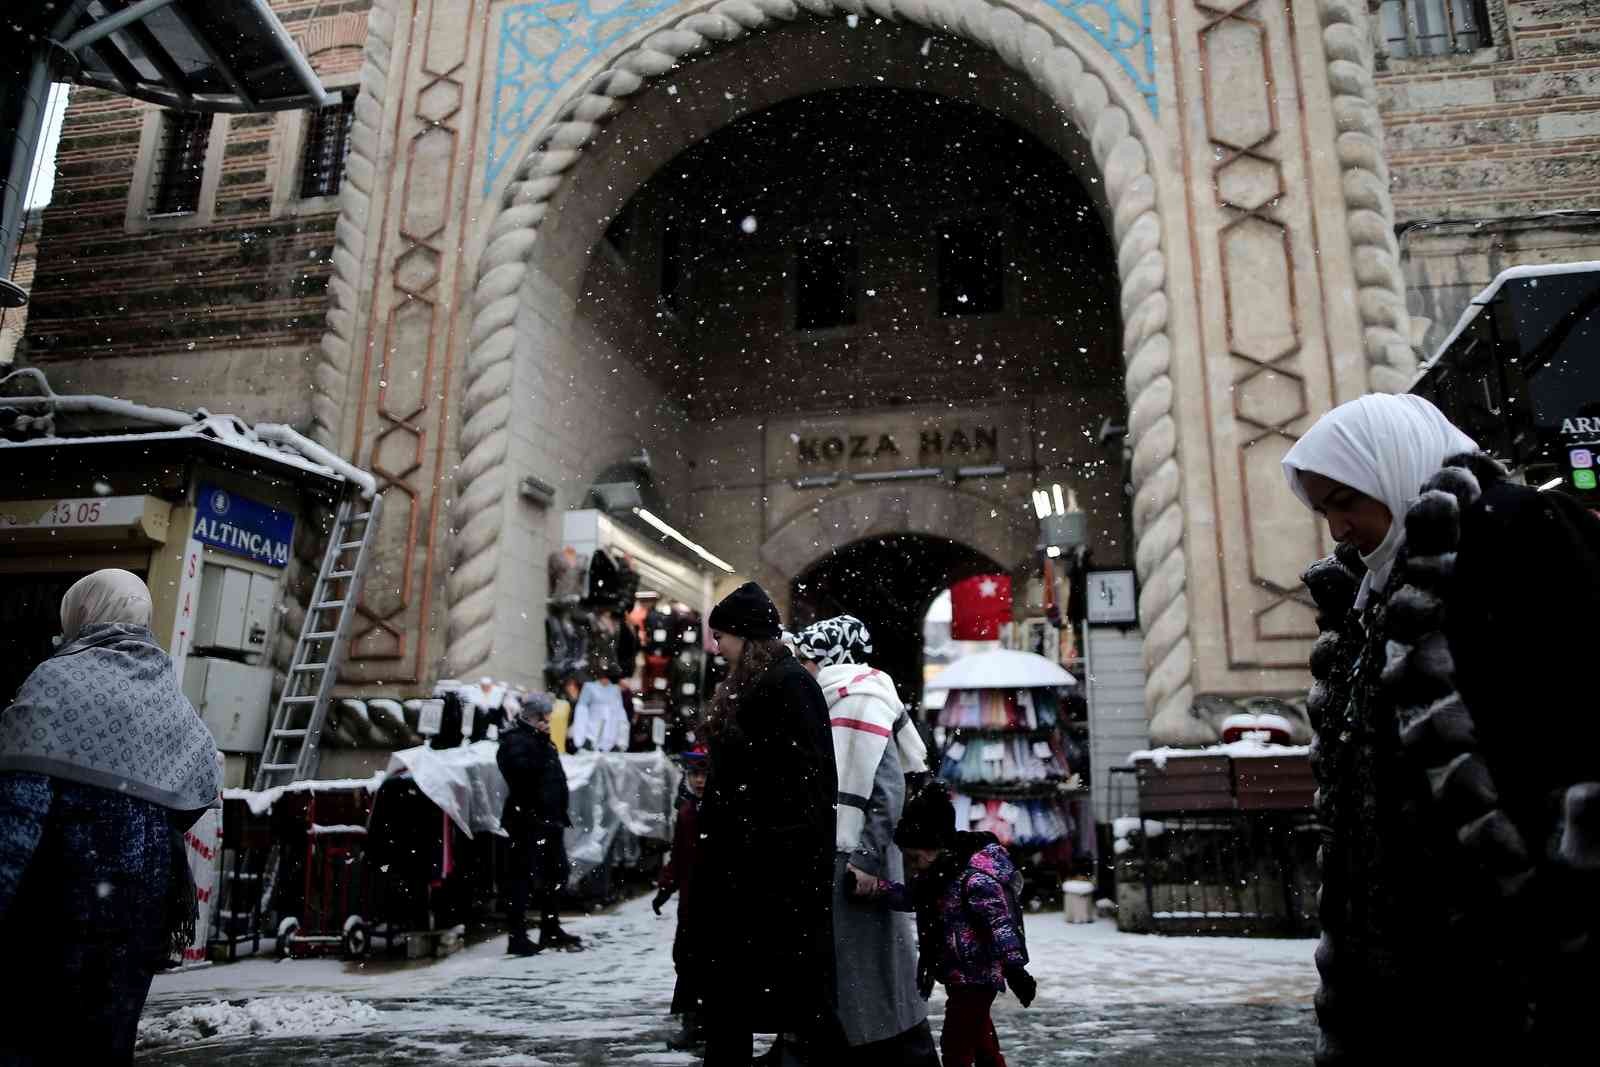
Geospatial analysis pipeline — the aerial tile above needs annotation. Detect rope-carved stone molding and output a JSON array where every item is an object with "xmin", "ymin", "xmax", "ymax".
[
  {"xmin": 451, "ymin": 0, "xmax": 1196, "ymax": 740},
  {"xmin": 1321, "ymin": 0, "xmax": 1418, "ymax": 393},
  {"xmin": 310, "ymin": 0, "xmax": 398, "ymax": 448}
]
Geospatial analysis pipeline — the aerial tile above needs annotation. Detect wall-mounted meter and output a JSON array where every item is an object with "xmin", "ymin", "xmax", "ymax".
[{"xmin": 193, "ymin": 562, "xmax": 277, "ymax": 656}]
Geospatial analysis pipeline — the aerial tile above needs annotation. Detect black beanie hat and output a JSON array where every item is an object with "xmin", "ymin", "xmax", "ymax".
[
  {"xmin": 895, "ymin": 781, "xmax": 957, "ymax": 851},
  {"xmin": 709, "ymin": 581, "xmax": 782, "ymax": 641}
]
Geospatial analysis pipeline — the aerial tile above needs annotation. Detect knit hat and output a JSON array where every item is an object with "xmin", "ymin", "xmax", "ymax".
[
  {"xmin": 894, "ymin": 781, "xmax": 957, "ymax": 851},
  {"xmin": 677, "ymin": 744, "xmax": 709, "ymax": 768},
  {"xmin": 794, "ymin": 615, "xmax": 872, "ymax": 667},
  {"xmin": 519, "ymin": 692, "xmax": 554, "ymax": 722},
  {"xmin": 709, "ymin": 581, "xmax": 782, "ymax": 640}
]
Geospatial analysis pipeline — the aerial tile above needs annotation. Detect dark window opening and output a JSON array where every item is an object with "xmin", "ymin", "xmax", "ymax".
[
  {"xmin": 661, "ymin": 223, "xmax": 684, "ymax": 314},
  {"xmin": 938, "ymin": 217, "xmax": 1004, "ymax": 317},
  {"xmin": 299, "ymin": 89, "xmax": 358, "ymax": 199},
  {"xmin": 606, "ymin": 200, "xmax": 635, "ymax": 253},
  {"xmin": 149, "ymin": 111, "xmax": 210, "ymax": 216},
  {"xmin": 794, "ymin": 237, "xmax": 858, "ymax": 331},
  {"xmin": 1378, "ymin": 0, "xmax": 1490, "ymax": 58}
]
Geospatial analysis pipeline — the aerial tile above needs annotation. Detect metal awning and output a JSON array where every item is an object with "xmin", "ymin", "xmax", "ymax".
[{"xmin": 40, "ymin": 0, "xmax": 336, "ymax": 113}]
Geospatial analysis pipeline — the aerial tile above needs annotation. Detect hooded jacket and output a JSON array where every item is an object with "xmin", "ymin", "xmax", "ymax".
[
  {"xmin": 885, "ymin": 832, "xmax": 1028, "ymax": 991},
  {"xmin": 816, "ymin": 663, "xmax": 928, "ymax": 855}
]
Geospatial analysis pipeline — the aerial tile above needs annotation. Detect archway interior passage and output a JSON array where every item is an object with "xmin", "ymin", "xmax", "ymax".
[{"xmin": 791, "ymin": 533, "xmax": 1004, "ymax": 706}]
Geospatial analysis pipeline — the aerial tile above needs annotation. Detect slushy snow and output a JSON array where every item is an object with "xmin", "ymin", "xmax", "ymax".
[{"xmin": 138, "ymin": 994, "xmax": 382, "ymax": 1049}]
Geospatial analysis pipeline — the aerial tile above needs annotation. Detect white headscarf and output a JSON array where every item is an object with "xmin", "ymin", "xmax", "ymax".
[
  {"xmin": 60, "ymin": 568, "xmax": 153, "ymax": 643},
  {"xmin": 1282, "ymin": 394, "xmax": 1477, "ymax": 607}
]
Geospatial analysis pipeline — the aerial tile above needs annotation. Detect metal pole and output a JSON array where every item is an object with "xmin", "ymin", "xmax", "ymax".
[{"xmin": 0, "ymin": 41, "xmax": 53, "ymax": 308}]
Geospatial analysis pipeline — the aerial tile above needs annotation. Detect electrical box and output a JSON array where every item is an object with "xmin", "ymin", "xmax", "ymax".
[
  {"xmin": 183, "ymin": 656, "xmax": 273, "ymax": 753},
  {"xmin": 193, "ymin": 563, "xmax": 277, "ymax": 655}
]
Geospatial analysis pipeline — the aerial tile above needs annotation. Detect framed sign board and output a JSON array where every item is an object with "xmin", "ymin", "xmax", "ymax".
[{"xmin": 1085, "ymin": 569, "xmax": 1138, "ymax": 625}]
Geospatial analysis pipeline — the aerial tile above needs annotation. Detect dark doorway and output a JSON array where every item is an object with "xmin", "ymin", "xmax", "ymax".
[
  {"xmin": 790, "ymin": 534, "xmax": 1004, "ymax": 711},
  {"xmin": 0, "ymin": 570, "xmax": 110, "ymax": 702}
]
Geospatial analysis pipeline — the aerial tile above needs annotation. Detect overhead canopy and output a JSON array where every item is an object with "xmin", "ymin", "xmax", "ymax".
[
  {"xmin": 924, "ymin": 648, "xmax": 1077, "ymax": 692},
  {"xmin": 44, "ymin": 0, "xmax": 336, "ymax": 113}
]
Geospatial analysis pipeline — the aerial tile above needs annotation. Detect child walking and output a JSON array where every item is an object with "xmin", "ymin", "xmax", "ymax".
[
  {"xmin": 852, "ymin": 781, "xmax": 1036, "ymax": 1067},
  {"xmin": 653, "ymin": 746, "xmax": 709, "ymax": 1051}
]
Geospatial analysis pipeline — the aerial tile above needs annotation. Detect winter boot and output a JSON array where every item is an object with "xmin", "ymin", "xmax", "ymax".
[
  {"xmin": 540, "ymin": 915, "xmax": 583, "ymax": 951},
  {"xmin": 666, "ymin": 1011, "xmax": 703, "ymax": 1051},
  {"xmin": 506, "ymin": 930, "xmax": 541, "ymax": 957}
]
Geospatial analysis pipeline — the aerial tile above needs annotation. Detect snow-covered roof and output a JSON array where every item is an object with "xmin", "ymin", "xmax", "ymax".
[
  {"xmin": 1415, "ymin": 260, "xmax": 1600, "ymax": 385},
  {"xmin": 0, "ymin": 417, "xmax": 335, "ymax": 483}
]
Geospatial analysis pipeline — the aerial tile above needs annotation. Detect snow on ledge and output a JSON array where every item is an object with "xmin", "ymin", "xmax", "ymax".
[
  {"xmin": 1128, "ymin": 740, "xmax": 1310, "ymax": 769},
  {"xmin": 223, "ymin": 773, "xmax": 386, "ymax": 816}
]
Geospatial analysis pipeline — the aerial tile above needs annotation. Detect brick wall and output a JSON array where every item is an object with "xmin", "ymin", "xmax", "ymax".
[
  {"xmin": 19, "ymin": 0, "xmax": 371, "ymax": 419},
  {"xmin": 0, "ymin": 210, "xmax": 42, "ymax": 365},
  {"xmin": 1378, "ymin": 0, "xmax": 1600, "ymax": 351}
]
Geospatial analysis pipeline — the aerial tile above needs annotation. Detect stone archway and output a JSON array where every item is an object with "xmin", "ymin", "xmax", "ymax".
[{"xmin": 449, "ymin": 0, "xmax": 1196, "ymax": 740}]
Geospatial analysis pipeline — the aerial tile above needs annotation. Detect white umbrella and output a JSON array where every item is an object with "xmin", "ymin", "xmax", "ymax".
[{"xmin": 923, "ymin": 648, "xmax": 1077, "ymax": 691}]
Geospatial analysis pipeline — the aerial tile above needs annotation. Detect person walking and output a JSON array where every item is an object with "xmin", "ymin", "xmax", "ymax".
[
  {"xmin": 792, "ymin": 616, "xmax": 939, "ymax": 1066},
  {"xmin": 863, "ymin": 782, "xmax": 1035, "ymax": 1067},
  {"xmin": 692, "ymin": 582, "xmax": 839, "ymax": 1066},
  {"xmin": 1284, "ymin": 393, "xmax": 1600, "ymax": 1065},
  {"xmin": 654, "ymin": 746, "xmax": 709, "ymax": 1051},
  {"xmin": 0, "ymin": 569, "xmax": 222, "ymax": 1065},
  {"xmin": 496, "ymin": 693, "xmax": 581, "ymax": 955}
]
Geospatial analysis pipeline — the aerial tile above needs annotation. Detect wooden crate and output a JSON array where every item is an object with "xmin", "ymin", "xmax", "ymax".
[
  {"xmin": 1232, "ymin": 753, "xmax": 1315, "ymax": 811},
  {"xmin": 1135, "ymin": 755, "xmax": 1234, "ymax": 813}
]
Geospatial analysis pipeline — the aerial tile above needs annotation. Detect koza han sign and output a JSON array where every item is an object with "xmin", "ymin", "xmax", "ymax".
[{"xmin": 193, "ymin": 483, "xmax": 295, "ymax": 567}]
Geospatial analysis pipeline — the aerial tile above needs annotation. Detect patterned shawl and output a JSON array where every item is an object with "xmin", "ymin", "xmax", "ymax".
[{"xmin": 0, "ymin": 623, "xmax": 220, "ymax": 812}]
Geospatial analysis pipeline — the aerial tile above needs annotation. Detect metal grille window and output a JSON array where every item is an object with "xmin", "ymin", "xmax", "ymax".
[
  {"xmin": 1377, "ymin": 0, "xmax": 1490, "ymax": 58},
  {"xmin": 298, "ymin": 90, "xmax": 357, "ymax": 199},
  {"xmin": 794, "ymin": 236, "xmax": 859, "ymax": 332},
  {"xmin": 149, "ymin": 111, "xmax": 210, "ymax": 217},
  {"xmin": 938, "ymin": 216, "xmax": 1004, "ymax": 317}
]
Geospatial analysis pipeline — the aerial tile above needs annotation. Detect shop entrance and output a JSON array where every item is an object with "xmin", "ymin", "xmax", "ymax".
[
  {"xmin": 790, "ymin": 534, "xmax": 1004, "ymax": 708},
  {"xmin": 0, "ymin": 569, "xmax": 120, "ymax": 701}
]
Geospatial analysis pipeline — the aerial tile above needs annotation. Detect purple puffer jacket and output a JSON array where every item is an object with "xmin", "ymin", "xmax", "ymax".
[{"xmin": 886, "ymin": 832, "xmax": 1029, "ymax": 991}]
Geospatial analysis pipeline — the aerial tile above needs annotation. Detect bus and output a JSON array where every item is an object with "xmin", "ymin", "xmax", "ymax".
[{"xmin": 1411, "ymin": 261, "xmax": 1600, "ymax": 504}]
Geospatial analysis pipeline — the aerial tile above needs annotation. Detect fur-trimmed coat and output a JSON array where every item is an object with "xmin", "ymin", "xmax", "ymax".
[{"xmin": 1303, "ymin": 453, "xmax": 1600, "ymax": 1066}]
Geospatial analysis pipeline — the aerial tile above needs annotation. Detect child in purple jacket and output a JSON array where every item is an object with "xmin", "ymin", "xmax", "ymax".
[{"xmin": 851, "ymin": 781, "xmax": 1036, "ymax": 1067}]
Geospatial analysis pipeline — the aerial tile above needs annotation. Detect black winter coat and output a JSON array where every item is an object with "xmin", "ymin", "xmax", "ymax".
[
  {"xmin": 1304, "ymin": 459, "xmax": 1600, "ymax": 1066},
  {"xmin": 496, "ymin": 721, "xmax": 570, "ymax": 830},
  {"xmin": 690, "ymin": 650, "xmax": 838, "ymax": 1035}
]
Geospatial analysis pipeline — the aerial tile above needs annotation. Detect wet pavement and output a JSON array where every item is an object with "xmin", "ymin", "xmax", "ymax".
[{"xmin": 137, "ymin": 895, "xmax": 1318, "ymax": 1064}]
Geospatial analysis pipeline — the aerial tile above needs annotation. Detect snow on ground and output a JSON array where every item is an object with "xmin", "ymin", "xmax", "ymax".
[{"xmin": 139, "ymin": 893, "xmax": 1319, "ymax": 1064}]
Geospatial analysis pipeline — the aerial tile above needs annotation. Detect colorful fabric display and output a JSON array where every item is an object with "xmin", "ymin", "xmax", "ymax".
[
  {"xmin": 949, "ymin": 795, "xmax": 1075, "ymax": 849},
  {"xmin": 939, "ymin": 688, "xmax": 1062, "ymax": 730},
  {"xmin": 939, "ymin": 736, "xmax": 1071, "ymax": 784}
]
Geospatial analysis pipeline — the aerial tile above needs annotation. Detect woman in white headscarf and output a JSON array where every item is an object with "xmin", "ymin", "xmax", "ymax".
[
  {"xmin": 1284, "ymin": 395, "xmax": 1600, "ymax": 1066},
  {"xmin": 0, "ymin": 569, "xmax": 221, "ymax": 1065}
]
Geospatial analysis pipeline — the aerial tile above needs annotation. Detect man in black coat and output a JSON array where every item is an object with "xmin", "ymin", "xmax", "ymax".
[
  {"xmin": 693, "ymin": 582, "xmax": 841, "ymax": 1066},
  {"xmin": 497, "ymin": 692, "xmax": 580, "ymax": 955}
]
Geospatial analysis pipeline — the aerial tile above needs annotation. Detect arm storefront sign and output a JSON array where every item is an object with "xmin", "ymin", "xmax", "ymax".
[{"xmin": 193, "ymin": 483, "xmax": 295, "ymax": 568}]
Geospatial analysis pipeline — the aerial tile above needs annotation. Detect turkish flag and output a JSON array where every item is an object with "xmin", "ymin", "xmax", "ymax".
[{"xmin": 950, "ymin": 574, "xmax": 1013, "ymax": 640}]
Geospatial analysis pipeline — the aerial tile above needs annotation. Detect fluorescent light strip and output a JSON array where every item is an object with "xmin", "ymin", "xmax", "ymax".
[
  {"xmin": 633, "ymin": 507, "xmax": 736, "ymax": 573},
  {"xmin": 1538, "ymin": 477, "xmax": 1563, "ymax": 491}
]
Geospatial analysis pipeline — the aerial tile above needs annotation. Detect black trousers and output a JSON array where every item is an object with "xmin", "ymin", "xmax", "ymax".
[{"xmin": 504, "ymin": 822, "xmax": 568, "ymax": 934}]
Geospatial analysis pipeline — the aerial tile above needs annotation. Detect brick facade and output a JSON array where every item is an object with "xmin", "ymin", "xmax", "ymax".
[
  {"xmin": 19, "ymin": 1, "xmax": 371, "ymax": 418},
  {"xmin": 1377, "ymin": 0, "xmax": 1600, "ymax": 351}
]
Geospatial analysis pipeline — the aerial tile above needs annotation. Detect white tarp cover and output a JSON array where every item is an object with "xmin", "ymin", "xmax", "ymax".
[
  {"xmin": 383, "ymin": 745, "xmax": 682, "ymax": 887},
  {"xmin": 923, "ymin": 648, "xmax": 1078, "ymax": 691}
]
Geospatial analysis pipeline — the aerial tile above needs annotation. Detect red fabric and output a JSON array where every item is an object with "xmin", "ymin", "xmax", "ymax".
[
  {"xmin": 949, "ymin": 574, "xmax": 1013, "ymax": 640},
  {"xmin": 829, "ymin": 716, "xmax": 892, "ymax": 737},
  {"xmin": 941, "ymin": 986, "xmax": 1006, "ymax": 1067},
  {"xmin": 658, "ymin": 796, "xmax": 700, "ymax": 905}
]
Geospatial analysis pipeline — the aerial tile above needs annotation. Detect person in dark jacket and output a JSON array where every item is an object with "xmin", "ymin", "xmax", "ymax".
[
  {"xmin": 496, "ymin": 692, "xmax": 580, "ymax": 955},
  {"xmin": 863, "ymin": 782, "xmax": 1035, "ymax": 1067},
  {"xmin": 1285, "ymin": 394, "xmax": 1600, "ymax": 1065},
  {"xmin": 692, "ymin": 582, "xmax": 840, "ymax": 1066},
  {"xmin": 655, "ymin": 745, "xmax": 708, "ymax": 1051},
  {"xmin": 0, "ymin": 569, "xmax": 222, "ymax": 1065}
]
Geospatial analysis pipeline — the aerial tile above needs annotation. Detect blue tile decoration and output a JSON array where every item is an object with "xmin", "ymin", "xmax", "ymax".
[{"xmin": 484, "ymin": 1, "xmax": 1157, "ymax": 196}]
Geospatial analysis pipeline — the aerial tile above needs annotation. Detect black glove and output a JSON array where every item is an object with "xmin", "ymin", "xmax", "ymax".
[
  {"xmin": 1004, "ymin": 965, "xmax": 1036, "ymax": 1008},
  {"xmin": 652, "ymin": 888, "xmax": 672, "ymax": 916},
  {"xmin": 916, "ymin": 955, "xmax": 935, "ymax": 1000}
]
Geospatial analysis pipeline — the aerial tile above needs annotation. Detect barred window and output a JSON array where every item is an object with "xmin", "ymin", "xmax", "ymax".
[
  {"xmin": 938, "ymin": 216, "xmax": 1004, "ymax": 317},
  {"xmin": 299, "ymin": 90, "xmax": 357, "ymax": 200},
  {"xmin": 149, "ymin": 111, "xmax": 210, "ymax": 217},
  {"xmin": 1378, "ymin": 0, "xmax": 1491, "ymax": 58}
]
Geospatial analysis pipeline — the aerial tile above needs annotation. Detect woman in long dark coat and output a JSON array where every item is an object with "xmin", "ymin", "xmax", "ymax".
[
  {"xmin": 1285, "ymin": 395, "xmax": 1600, "ymax": 1065},
  {"xmin": 692, "ymin": 582, "xmax": 839, "ymax": 1066}
]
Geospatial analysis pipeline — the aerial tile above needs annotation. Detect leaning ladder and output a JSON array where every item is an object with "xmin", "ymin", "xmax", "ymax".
[{"xmin": 253, "ymin": 490, "xmax": 383, "ymax": 791}]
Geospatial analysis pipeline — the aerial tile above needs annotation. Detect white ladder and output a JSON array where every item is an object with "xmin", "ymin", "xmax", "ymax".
[{"xmin": 253, "ymin": 490, "xmax": 383, "ymax": 791}]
